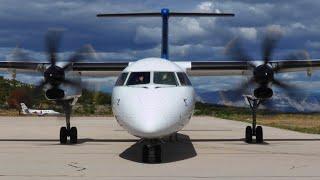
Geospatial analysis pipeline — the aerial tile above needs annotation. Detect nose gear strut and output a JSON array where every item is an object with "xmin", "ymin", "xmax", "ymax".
[
  {"xmin": 243, "ymin": 95, "xmax": 264, "ymax": 143},
  {"xmin": 58, "ymin": 100, "xmax": 78, "ymax": 144}
]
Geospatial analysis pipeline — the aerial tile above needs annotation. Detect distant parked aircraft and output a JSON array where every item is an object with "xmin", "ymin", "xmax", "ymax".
[{"xmin": 20, "ymin": 103, "xmax": 60, "ymax": 116}]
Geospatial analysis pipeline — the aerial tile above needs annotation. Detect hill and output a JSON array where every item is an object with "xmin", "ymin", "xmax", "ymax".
[{"xmin": 197, "ymin": 89, "xmax": 320, "ymax": 113}]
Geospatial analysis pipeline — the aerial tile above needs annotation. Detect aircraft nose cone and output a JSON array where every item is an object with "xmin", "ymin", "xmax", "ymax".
[
  {"xmin": 114, "ymin": 87, "xmax": 195, "ymax": 139},
  {"xmin": 129, "ymin": 110, "xmax": 178, "ymax": 138}
]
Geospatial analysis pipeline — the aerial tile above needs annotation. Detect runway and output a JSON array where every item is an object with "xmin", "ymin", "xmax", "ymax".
[{"xmin": 0, "ymin": 116, "xmax": 319, "ymax": 179}]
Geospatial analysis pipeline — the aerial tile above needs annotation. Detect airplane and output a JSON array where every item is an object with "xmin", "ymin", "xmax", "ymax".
[
  {"xmin": 20, "ymin": 103, "xmax": 60, "ymax": 116},
  {"xmin": 1, "ymin": 8, "xmax": 320, "ymax": 163}
]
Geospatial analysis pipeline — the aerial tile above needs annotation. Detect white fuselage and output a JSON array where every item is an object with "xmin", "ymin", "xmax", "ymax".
[{"xmin": 112, "ymin": 58, "xmax": 196, "ymax": 139}]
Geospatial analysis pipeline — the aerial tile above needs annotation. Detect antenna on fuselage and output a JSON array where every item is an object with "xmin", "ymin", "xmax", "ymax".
[{"xmin": 97, "ymin": 8, "xmax": 234, "ymax": 60}]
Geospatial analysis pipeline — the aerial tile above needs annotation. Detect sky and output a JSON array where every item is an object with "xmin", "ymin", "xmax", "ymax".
[{"xmin": 0, "ymin": 0, "xmax": 320, "ymax": 96}]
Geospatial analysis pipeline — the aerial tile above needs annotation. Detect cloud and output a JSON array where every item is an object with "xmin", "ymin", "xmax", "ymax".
[
  {"xmin": 306, "ymin": 40, "xmax": 320, "ymax": 49},
  {"xmin": 0, "ymin": 0, "xmax": 320, "ymax": 110},
  {"xmin": 134, "ymin": 26, "xmax": 161, "ymax": 46},
  {"xmin": 238, "ymin": 27, "xmax": 257, "ymax": 41},
  {"xmin": 197, "ymin": 1, "xmax": 221, "ymax": 13},
  {"xmin": 0, "ymin": 0, "xmax": 318, "ymax": 59}
]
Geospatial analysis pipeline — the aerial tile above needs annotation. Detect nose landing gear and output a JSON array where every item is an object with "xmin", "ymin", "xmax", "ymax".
[
  {"xmin": 60, "ymin": 126, "xmax": 78, "ymax": 144},
  {"xmin": 59, "ymin": 100, "xmax": 78, "ymax": 144},
  {"xmin": 244, "ymin": 95, "xmax": 264, "ymax": 144},
  {"xmin": 142, "ymin": 139, "xmax": 162, "ymax": 163}
]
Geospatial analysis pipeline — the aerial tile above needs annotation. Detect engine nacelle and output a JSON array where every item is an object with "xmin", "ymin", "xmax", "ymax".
[
  {"xmin": 45, "ymin": 84, "xmax": 82, "ymax": 101},
  {"xmin": 45, "ymin": 88, "xmax": 65, "ymax": 100},
  {"xmin": 44, "ymin": 71, "xmax": 82, "ymax": 101},
  {"xmin": 254, "ymin": 87, "xmax": 273, "ymax": 99}
]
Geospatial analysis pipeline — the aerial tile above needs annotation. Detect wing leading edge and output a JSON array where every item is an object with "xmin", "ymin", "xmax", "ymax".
[
  {"xmin": 0, "ymin": 61, "xmax": 130, "ymax": 77},
  {"xmin": 175, "ymin": 59, "xmax": 320, "ymax": 76}
]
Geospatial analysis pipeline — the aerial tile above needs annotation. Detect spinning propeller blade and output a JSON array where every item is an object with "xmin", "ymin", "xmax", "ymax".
[{"xmin": 225, "ymin": 29, "xmax": 306, "ymax": 99}]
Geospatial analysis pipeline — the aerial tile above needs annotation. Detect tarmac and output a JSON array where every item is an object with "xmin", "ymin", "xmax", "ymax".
[{"xmin": 0, "ymin": 116, "xmax": 319, "ymax": 179}]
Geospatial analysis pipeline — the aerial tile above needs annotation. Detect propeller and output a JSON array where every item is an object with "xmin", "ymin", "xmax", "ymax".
[
  {"xmin": 12, "ymin": 30, "xmax": 97, "ymax": 100},
  {"xmin": 225, "ymin": 29, "xmax": 308, "ymax": 99},
  {"xmin": 37, "ymin": 31, "xmax": 99, "ymax": 99}
]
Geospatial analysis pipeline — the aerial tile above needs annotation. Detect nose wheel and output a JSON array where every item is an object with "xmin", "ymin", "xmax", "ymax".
[
  {"xmin": 60, "ymin": 127, "xmax": 78, "ymax": 144},
  {"xmin": 59, "ymin": 100, "xmax": 78, "ymax": 144},
  {"xmin": 244, "ymin": 95, "xmax": 264, "ymax": 144},
  {"xmin": 142, "ymin": 140, "xmax": 162, "ymax": 163},
  {"xmin": 245, "ymin": 125, "xmax": 263, "ymax": 143}
]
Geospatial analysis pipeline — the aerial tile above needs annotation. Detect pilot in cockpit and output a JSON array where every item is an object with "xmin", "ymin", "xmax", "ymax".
[
  {"xmin": 138, "ymin": 75, "xmax": 145, "ymax": 84},
  {"xmin": 161, "ymin": 73, "xmax": 168, "ymax": 81}
]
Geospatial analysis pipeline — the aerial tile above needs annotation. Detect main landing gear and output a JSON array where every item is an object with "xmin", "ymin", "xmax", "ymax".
[
  {"xmin": 142, "ymin": 139, "xmax": 162, "ymax": 163},
  {"xmin": 59, "ymin": 101, "xmax": 78, "ymax": 144},
  {"xmin": 244, "ymin": 95, "xmax": 264, "ymax": 144}
]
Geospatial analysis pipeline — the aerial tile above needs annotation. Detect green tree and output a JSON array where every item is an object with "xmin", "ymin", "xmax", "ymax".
[{"xmin": 7, "ymin": 87, "xmax": 33, "ymax": 113}]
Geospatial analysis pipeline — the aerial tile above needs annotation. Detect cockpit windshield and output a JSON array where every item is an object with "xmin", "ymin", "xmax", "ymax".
[
  {"xmin": 115, "ymin": 73, "xmax": 128, "ymax": 86},
  {"xmin": 126, "ymin": 72, "xmax": 150, "ymax": 85},
  {"xmin": 154, "ymin": 72, "xmax": 178, "ymax": 86},
  {"xmin": 177, "ymin": 72, "xmax": 192, "ymax": 86}
]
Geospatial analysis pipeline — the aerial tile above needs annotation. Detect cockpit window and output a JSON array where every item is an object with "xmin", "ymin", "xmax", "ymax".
[
  {"xmin": 177, "ymin": 72, "xmax": 192, "ymax": 86},
  {"xmin": 115, "ymin": 73, "xmax": 128, "ymax": 86},
  {"xmin": 126, "ymin": 72, "xmax": 150, "ymax": 85},
  {"xmin": 154, "ymin": 72, "xmax": 178, "ymax": 86}
]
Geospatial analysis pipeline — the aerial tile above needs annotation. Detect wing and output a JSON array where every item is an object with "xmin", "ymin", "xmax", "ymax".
[
  {"xmin": 174, "ymin": 61, "xmax": 249, "ymax": 76},
  {"xmin": 1, "ymin": 59, "xmax": 320, "ymax": 77},
  {"xmin": 174, "ymin": 59, "xmax": 320, "ymax": 76},
  {"xmin": 0, "ymin": 61, "xmax": 130, "ymax": 77},
  {"xmin": 269, "ymin": 60, "xmax": 320, "ymax": 74},
  {"xmin": 72, "ymin": 62, "xmax": 129, "ymax": 76}
]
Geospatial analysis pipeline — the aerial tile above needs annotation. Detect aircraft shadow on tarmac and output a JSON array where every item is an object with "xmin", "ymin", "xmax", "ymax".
[{"xmin": 119, "ymin": 133, "xmax": 197, "ymax": 163}]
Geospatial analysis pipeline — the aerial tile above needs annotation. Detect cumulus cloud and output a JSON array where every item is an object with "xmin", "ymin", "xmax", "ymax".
[
  {"xmin": 171, "ymin": 17, "xmax": 208, "ymax": 45},
  {"xmin": 197, "ymin": 1, "xmax": 221, "ymax": 13},
  {"xmin": 238, "ymin": 27, "xmax": 257, "ymax": 41},
  {"xmin": 0, "ymin": 0, "xmax": 319, "ymax": 105},
  {"xmin": 134, "ymin": 26, "xmax": 161, "ymax": 45},
  {"xmin": 0, "ymin": 0, "xmax": 318, "ymax": 58}
]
